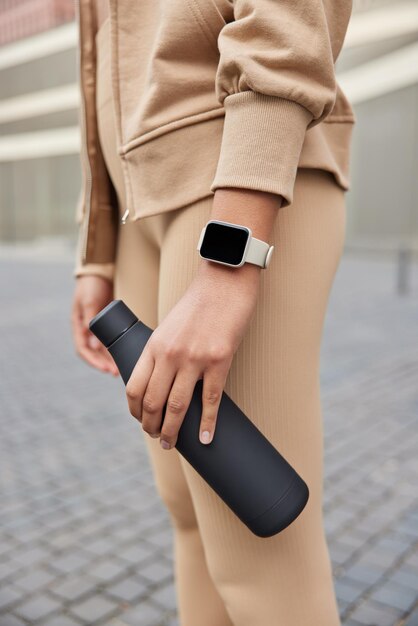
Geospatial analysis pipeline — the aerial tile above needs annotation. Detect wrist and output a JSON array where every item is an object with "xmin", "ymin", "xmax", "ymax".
[
  {"xmin": 211, "ymin": 187, "xmax": 282, "ymax": 242},
  {"xmin": 196, "ymin": 256, "xmax": 262, "ymax": 285}
]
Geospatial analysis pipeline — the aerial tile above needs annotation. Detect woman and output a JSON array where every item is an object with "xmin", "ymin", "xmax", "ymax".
[{"xmin": 71, "ymin": 0, "xmax": 355, "ymax": 623}]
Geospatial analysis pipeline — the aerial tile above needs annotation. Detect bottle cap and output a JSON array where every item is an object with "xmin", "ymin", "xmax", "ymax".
[{"xmin": 89, "ymin": 300, "xmax": 138, "ymax": 347}]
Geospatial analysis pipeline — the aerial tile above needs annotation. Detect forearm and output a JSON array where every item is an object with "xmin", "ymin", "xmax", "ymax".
[{"xmin": 211, "ymin": 187, "xmax": 282, "ymax": 240}]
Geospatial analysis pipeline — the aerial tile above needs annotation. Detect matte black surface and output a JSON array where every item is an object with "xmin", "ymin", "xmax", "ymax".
[
  {"xmin": 89, "ymin": 300, "xmax": 137, "ymax": 348},
  {"xmin": 200, "ymin": 221, "xmax": 250, "ymax": 266},
  {"xmin": 90, "ymin": 300, "xmax": 309, "ymax": 537}
]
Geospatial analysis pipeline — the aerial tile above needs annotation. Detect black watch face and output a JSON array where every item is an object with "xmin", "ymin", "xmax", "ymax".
[{"xmin": 200, "ymin": 222, "xmax": 250, "ymax": 266}]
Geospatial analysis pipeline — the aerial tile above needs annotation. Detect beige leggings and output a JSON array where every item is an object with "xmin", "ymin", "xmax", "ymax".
[
  {"xmin": 96, "ymin": 16, "xmax": 346, "ymax": 624},
  {"xmin": 112, "ymin": 170, "xmax": 345, "ymax": 626}
]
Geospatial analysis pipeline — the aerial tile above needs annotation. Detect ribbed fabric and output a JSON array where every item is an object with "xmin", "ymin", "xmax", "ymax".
[
  {"xmin": 210, "ymin": 92, "xmax": 313, "ymax": 207},
  {"xmin": 91, "ymin": 18, "xmax": 346, "ymax": 625}
]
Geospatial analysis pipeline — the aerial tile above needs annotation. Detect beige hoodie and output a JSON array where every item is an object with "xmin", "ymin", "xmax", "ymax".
[{"xmin": 74, "ymin": 0, "xmax": 355, "ymax": 279}]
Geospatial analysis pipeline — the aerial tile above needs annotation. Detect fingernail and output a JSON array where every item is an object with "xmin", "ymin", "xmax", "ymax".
[
  {"xmin": 160, "ymin": 440, "xmax": 171, "ymax": 450},
  {"xmin": 200, "ymin": 430, "xmax": 211, "ymax": 444}
]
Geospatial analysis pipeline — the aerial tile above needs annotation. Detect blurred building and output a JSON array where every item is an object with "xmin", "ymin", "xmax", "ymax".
[
  {"xmin": 340, "ymin": 0, "xmax": 418, "ymax": 251},
  {"xmin": 0, "ymin": 0, "xmax": 77, "ymax": 242},
  {"xmin": 0, "ymin": 0, "xmax": 74, "ymax": 46},
  {"xmin": 0, "ymin": 0, "xmax": 417, "ymax": 250}
]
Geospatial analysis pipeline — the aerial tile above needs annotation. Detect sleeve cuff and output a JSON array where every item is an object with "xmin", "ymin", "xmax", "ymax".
[
  {"xmin": 73, "ymin": 262, "xmax": 115, "ymax": 282},
  {"xmin": 210, "ymin": 92, "xmax": 313, "ymax": 207}
]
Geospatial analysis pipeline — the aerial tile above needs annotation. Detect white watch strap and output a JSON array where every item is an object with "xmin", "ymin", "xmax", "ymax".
[{"xmin": 245, "ymin": 236, "xmax": 273, "ymax": 268}]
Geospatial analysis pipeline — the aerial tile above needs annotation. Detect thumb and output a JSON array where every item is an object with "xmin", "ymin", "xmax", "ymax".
[
  {"xmin": 81, "ymin": 302, "xmax": 117, "ymax": 370},
  {"xmin": 81, "ymin": 300, "xmax": 100, "ymax": 328},
  {"xmin": 81, "ymin": 302, "xmax": 101, "ymax": 346}
]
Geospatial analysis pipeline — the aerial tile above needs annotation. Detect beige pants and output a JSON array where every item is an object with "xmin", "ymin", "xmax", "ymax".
[{"xmin": 97, "ymin": 18, "xmax": 345, "ymax": 626}]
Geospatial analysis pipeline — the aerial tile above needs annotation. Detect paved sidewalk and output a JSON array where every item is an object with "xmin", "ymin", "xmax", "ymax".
[{"xmin": 0, "ymin": 247, "xmax": 417, "ymax": 626}]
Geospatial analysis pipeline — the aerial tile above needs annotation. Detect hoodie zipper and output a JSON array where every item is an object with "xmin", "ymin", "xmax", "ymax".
[
  {"xmin": 76, "ymin": 0, "xmax": 93, "ymax": 263},
  {"xmin": 78, "ymin": 0, "xmax": 130, "ymax": 247}
]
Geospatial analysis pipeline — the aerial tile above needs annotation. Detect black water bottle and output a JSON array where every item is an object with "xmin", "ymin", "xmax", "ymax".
[{"xmin": 89, "ymin": 300, "xmax": 309, "ymax": 537}]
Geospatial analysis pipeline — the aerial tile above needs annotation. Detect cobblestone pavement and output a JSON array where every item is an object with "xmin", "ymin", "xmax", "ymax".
[{"xmin": 0, "ymin": 246, "xmax": 417, "ymax": 626}]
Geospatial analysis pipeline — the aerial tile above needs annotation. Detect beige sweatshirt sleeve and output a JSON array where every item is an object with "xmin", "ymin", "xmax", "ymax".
[
  {"xmin": 210, "ymin": 0, "xmax": 353, "ymax": 207},
  {"xmin": 74, "ymin": 261, "xmax": 115, "ymax": 282},
  {"xmin": 73, "ymin": 194, "xmax": 115, "ymax": 282}
]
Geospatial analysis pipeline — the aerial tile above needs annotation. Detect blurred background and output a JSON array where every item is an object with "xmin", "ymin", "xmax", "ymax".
[{"xmin": 0, "ymin": 1, "xmax": 417, "ymax": 625}]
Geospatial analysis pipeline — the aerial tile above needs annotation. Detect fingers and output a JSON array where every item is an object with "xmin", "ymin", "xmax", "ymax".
[
  {"xmin": 141, "ymin": 359, "xmax": 178, "ymax": 438},
  {"xmin": 125, "ymin": 339, "xmax": 232, "ymax": 450},
  {"xmin": 199, "ymin": 363, "xmax": 230, "ymax": 445},
  {"xmin": 72, "ymin": 299, "xmax": 105, "ymax": 371},
  {"xmin": 71, "ymin": 298, "xmax": 119, "ymax": 375},
  {"xmin": 126, "ymin": 347, "xmax": 157, "ymax": 425},
  {"xmin": 159, "ymin": 366, "xmax": 198, "ymax": 450},
  {"xmin": 89, "ymin": 337, "xmax": 119, "ymax": 376}
]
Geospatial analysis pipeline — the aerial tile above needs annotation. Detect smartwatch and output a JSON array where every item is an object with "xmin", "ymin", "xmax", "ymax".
[{"xmin": 197, "ymin": 220, "xmax": 274, "ymax": 269}]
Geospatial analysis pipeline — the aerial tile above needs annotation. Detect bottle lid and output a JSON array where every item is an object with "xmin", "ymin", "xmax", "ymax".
[{"xmin": 89, "ymin": 300, "xmax": 138, "ymax": 347}]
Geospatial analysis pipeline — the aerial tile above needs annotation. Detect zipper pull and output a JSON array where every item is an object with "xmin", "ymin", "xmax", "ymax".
[{"xmin": 121, "ymin": 208, "xmax": 130, "ymax": 224}]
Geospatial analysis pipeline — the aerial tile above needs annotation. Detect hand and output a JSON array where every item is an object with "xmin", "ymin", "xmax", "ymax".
[
  {"xmin": 125, "ymin": 260, "xmax": 261, "ymax": 449},
  {"xmin": 71, "ymin": 275, "xmax": 119, "ymax": 376}
]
